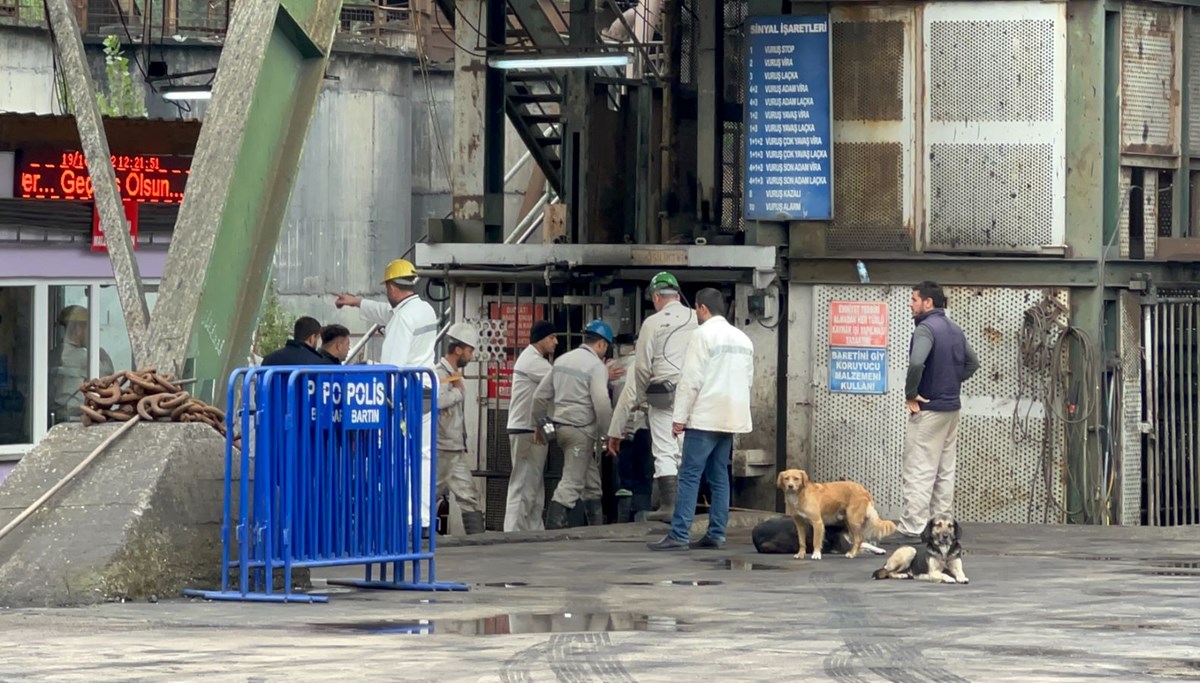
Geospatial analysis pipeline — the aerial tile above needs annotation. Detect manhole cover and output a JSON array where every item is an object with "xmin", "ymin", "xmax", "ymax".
[{"xmin": 312, "ymin": 612, "xmax": 685, "ymax": 635}]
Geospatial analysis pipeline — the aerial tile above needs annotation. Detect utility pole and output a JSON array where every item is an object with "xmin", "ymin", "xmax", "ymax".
[{"xmin": 43, "ymin": 0, "xmax": 151, "ymax": 363}]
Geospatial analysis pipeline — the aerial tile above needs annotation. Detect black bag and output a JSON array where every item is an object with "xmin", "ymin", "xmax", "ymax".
[{"xmin": 645, "ymin": 380, "xmax": 676, "ymax": 410}]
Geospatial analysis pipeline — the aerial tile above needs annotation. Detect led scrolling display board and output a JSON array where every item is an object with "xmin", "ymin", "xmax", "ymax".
[{"xmin": 15, "ymin": 150, "xmax": 191, "ymax": 204}]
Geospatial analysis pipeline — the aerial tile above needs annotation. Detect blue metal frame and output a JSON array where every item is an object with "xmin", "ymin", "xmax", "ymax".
[{"xmin": 184, "ymin": 365, "xmax": 469, "ymax": 604}]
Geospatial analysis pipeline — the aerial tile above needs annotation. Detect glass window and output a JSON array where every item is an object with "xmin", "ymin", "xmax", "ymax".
[
  {"xmin": 47, "ymin": 285, "xmax": 99, "ymax": 426},
  {"xmin": 97, "ymin": 284, "xmax": 157, "ymax": 376},
  {"xmin": 0, "ymin": 287, "xmax": 33, "ymax": 445}
]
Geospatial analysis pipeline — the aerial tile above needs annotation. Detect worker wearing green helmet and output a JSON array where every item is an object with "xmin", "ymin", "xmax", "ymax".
[{"xmin": 605, "ymin": 271, "xmax": 698, "ymax": 522}]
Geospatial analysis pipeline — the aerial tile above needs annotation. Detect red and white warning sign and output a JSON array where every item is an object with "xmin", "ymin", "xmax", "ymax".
[
  {"xmin": 485, "ymin": 302, "xmax": 545, "ymax": 399},
  {"xmin": 829, "ymin": 301, "xmax": 888, "ymax": 348}
]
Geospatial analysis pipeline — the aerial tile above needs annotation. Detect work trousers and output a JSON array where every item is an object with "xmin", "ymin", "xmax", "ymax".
[
  {"xmin": 669, "ymin": 429, "xmax": 732, "ymax": 543},
  {"xmin": 647, "ymin": 406, "xmax": 682, "ymax": 478},
  {"xmin": 900, "ymin": 409, "xmax": 960, "ymax": 535},
  {"xmin": 504, "ymin": 431, "xmax": 548, "ymax": 532},
  {"xmin": 437, "ymin": 449, "xmax": 480, "ymax": 514},
  {"xmin": 550, "ymin": 425, "xmax": 602, "ymax": 508}
]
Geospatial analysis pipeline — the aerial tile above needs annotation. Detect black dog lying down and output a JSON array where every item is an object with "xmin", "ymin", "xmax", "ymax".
[{"xmin": 752, "ymin": 516, "xmax": 887, "ymax": 556}]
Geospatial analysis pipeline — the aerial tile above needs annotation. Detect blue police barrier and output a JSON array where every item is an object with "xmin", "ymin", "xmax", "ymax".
[{"xmin": 184, "ymin": 365, "xmax": 469, "ymax": 603}]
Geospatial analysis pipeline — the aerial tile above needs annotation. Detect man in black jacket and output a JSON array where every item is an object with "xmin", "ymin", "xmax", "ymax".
[
  {"xmin": 262, "ymin": 317, "xmax": 335, "ymax": 366},
  {"xmin": 318, "ymin": 324, "xmax": 350, "ymax": 364}
]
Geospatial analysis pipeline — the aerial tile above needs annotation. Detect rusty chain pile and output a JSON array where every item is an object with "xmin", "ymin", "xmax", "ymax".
[{"xmin": 79, "ymin": 369, "xmax": 227, "ymax": 438}]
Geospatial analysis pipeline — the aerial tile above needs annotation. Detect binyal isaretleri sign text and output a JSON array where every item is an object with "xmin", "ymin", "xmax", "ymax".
[{"xmin": 744, "ymin": 16, "xmax": 833, "ymax": 221}]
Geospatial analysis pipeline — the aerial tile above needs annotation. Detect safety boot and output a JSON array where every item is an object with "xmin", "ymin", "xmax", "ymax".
[
  {"xmin": 583, "ymin": 499, "xmax": 605, "ymax": 526},
  {"xmin": 546, "ymin": 501, "xmax": 572, "ymax": 530},
  {"xmin": 615, "ymin": 493, "xmax": 632, "ymax": 524},
  {"xmin": 645, "ymin": 476, "xmax": 677, "ymax": 523},
  {"xmin": 461, "ymin": 510, "xmax": 486, "ymax": 535},
  {"xmin": 631, "ymin": 492, "xmax": 653, "ymax": 522}
]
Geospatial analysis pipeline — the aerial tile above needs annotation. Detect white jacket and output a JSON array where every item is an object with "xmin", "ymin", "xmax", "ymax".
[
  {"xmin": 672, "ymin": 315, "xmax": 754, "ymax": 434},
  {"xmin": 607, "ymin": 299, "xmax": 696, "ymax": 438},
  {"xmin": 360, "ymin": 295, "xmax": 438, "ymax": 385},
  {"xmin": 506, "ymin": 344, "xmax": 552, "ymax": 432}
]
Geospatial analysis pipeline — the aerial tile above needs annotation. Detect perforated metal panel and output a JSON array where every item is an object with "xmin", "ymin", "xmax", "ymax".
[
  {"xmin": 810, "ymin": 285, "xmax": 1067, "ymax": 524},
  {"xmin": 1121, "ymin": 3, "xmax": 1178, "ymax": 156},
  {"xmin": 1118, "ymin": 292, "xmax": 1144, "ymax": 526},
  {"xmin": 1188, "ymin": 10, "xmax": 1200, "ymax": 157},
  {"xmin": 721, "ymin": 0, "xmax": 748, "ymax": 232},
  {"xmin": 923, "ymin": 2, "xmax": 1065, "ymax": 250},
  {"xmin": 830, "ymin": 142, "xmax": 908, "ymax": 251},
  {"xmin": 928, "ymin": 19, "xmax": 1054, "ymax": 122},
  {"xmin": 830, "ymin": 7, "xmax": 914, "ymax": 253},
  {"xmin": 1144, "ymin": 170, "xmax": 1160, "ymax": 258},
  {"xmin": 928, "ymin": 143, "xmax": 1056, "ymax": 247},
  {"xmin": 1118, "ymin": 167, "xmax": 1133, "ymax": 258},
  {"xmin": 467, "ymin": 317, "xmax": 508, "ymax": 363}
]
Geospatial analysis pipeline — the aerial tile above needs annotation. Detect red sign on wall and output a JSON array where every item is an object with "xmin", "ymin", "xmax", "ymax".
[
  {"xmin": 91, "ymin": 200, "xmax": 139, "ymax": 253},
  {"xmin": 829, "ymin": 301, "xmax": 888, "ymax": 348},
  {"xmin": 485, "ymin": 302, "xmax": 545, "ymax": 399}
]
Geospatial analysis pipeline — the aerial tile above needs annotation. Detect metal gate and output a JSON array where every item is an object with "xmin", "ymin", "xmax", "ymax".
[{"xmin": 1141, "ymin": 288, "xmax": 1200, "ymax": 526}]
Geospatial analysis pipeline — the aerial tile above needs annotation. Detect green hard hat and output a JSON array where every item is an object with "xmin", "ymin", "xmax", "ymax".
[{"xmin": 649, "ymin": 271, "xmax": 680, "ymax": 293}]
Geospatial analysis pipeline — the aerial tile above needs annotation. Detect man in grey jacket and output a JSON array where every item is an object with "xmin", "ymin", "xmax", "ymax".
[
  {"xmin": 532, "ymin": 320, "xmax": 615, "ymax": 529},
  {"xmin": 900, "ymin": 281, "xmax": 980, "ymax": 537},
  {"xmin": 435, "ymin": 322, "xmax": 484, "ymax": 535}
]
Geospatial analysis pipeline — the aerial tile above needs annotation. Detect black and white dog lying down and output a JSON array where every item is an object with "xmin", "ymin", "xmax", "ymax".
[
  {"xmin": 872, "ymin": 514, "xmax": 969, "ymax": 584},
  {"xmin": 752, "ymin": 516, "xmax": 887, "ymax": 556}
]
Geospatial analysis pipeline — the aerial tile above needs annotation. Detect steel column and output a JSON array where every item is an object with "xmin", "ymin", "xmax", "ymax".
[
  {"xmin": 563, "ymin": 0, "xmax": 595, "ymax": 243},
  {"xmin": 694, "ymin": 0, "xmax": 720, "ymax": 226},
  {"xmin": 451, "ymin": 0, "xmax": 488, "ymax": 229},
  {"xmin": 44, "ymin": 0, "xmax": 150, "ymax": 364},
  {"xmin": 146, "ymin": 0, "xmax": 342, "ymax": 390}
]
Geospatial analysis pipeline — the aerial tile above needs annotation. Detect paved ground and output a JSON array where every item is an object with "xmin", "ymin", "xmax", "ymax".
[{"xmin": 0, "ymin": 518, "xmax": 1198, "ymax": 682}]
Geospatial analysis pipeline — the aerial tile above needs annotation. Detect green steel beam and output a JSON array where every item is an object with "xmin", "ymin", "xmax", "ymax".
[{"xmin": 146, "ymin": 0, "xmax": 340, "ymax": 395}]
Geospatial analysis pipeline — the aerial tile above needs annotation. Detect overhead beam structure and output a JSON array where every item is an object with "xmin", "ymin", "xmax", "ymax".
[
  {"xmin": 146, "ymin": 0, "xmax": 341, "ymax": 393},
  {"xmin": 44, "ymin": 0, "xmax": 151, "ymax": 363}
]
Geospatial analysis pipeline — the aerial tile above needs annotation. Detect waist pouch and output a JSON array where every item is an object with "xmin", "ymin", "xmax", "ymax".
[
  {"xmin": 645, "ymin": 381, "xmax": 676, "ymax": 410},
  {"xmin": 422, "ymin": 388, "xmax": 433, "ymax": 414}
]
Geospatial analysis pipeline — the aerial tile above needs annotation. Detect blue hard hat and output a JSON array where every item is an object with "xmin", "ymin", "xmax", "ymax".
[{"xmin": 584, "ymin": 319, "xmax": 614, "ymax": 343}]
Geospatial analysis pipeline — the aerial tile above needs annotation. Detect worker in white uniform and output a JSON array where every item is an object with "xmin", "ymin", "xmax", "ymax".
[
  {"xmin": 435, "ymin": 322, "xmax": 485, "ymax": 535},
  {"xmin": 502, "ymin": 320, "xmax": 558, "ymax": 532},
  {"xmin": 648, "ymin": 288, "xmax": 754, "ymax": 552},
  {"xmin": 333, "ymin": 258, "xmax": 439, "ymax": 533},
  {"xmin": 605, "ymin": 272, "xmax": 697, "ymax": 522},
  {"xmin": 531, "ymin": 320, "xmax": 615, "ymax": 529}
]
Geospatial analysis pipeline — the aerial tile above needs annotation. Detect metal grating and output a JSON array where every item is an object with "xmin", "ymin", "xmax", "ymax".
[
  {"xmin": 720, "ymin": 0, "xmax": 748, "ymax": 232},
  {"xmin": 829, "ymin": 142, "xmax": 909, "ymax": 251},
  {"xmin": 468, "ymin": 318, "xmax": 508, "ymax": 363},
  {"xmin": 833, "ymin": 21, "xmax": 904, "ymax": 122},
  {"xmin": 678, "ymin": 0, "xmax": 697, "ymax": 87},
  {"xmin": 1157, "ymin": 170, "xmax": 1174, "ymax": 237},
  {"xmin": 928, "ymin": 143, "xmax": 1056, "ymax": 247},
  {"xmin": 1121, "ymin": 3, "xmax": 1178, "ymax": 155},
  {"xmin": 1189, "ymin": 10, "xmax": 1200, "ymax": 157},
  {"xmin": 1118, "ymin": 292, "xmax": 1144, "ymax": 525},
  {"xmin": 929, "ymin": 19, "xmax": 1055, "ymax": 122},
  {"xmin": 1144, "ymin": 169, "xmax": 1159, "ymax": 258},
  {"xmin": 831, "ymin": 7, "xmax": 914, "ymax": 253},
  {"xmin": 1118, "ymin": 167, "xmax": 1134, "ymax": 258},
  {"xmin": 721, "ymin": 121, "xmax": 745, "ymax": 232},
  {"xmin": 810, "ymin": 285, "xmax": 1068, "ymax": 524},
  {"xmin": 923, "ymin": 2, "xmax": 1065, "ymax": 251}
]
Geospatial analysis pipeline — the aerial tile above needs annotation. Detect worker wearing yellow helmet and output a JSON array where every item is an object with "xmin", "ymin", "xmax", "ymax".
[{"xmin": 334, "ymin": 258, "xmax": 440, "ymax": 532}]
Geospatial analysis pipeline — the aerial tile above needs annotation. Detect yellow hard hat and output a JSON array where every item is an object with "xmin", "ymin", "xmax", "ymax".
[
  {"xmin": 381, "ymin": 258, "xmax": 418, "ymax": 285},
  {"xmin": 58, "ymin": 305, "xmax": 88, "ymax": 325}
]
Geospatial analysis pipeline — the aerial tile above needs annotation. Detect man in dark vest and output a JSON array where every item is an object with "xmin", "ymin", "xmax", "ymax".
[{"xmin": 899, "ymin": 281, "xmax": 979, "ymax": 537}]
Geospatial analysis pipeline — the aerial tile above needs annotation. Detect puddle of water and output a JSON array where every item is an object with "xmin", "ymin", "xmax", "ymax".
[
  {"xmin": 1151, "ymin": 560, "xmax": 1200, "ymax": 569},
  {"xmin": 313, "ymin": 612, "xmax": 683, "ymax": 636},
  {"xmin": 659, "ymin": 580, "xmax": 723, "ymax": 586},
  {"xmin": 480, "ymin": 582, "xmax": 530, "ymax": 588}
]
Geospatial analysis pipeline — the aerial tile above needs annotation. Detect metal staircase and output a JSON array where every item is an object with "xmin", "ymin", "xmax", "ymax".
[{"xmin": 434, "ymin": 1, "xmax": 660, "ymax": 199}]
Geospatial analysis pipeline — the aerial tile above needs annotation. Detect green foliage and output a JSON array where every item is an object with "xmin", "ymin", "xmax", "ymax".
[
  {"xmin": 95, "ymin": 36, "xmax": 147, "ymax": 118},
  {"xmin": 254, "ymin": 281, "xmax": 293, "ymax": 358}
]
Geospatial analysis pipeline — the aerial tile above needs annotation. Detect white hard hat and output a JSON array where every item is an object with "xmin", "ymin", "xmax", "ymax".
[{"xmin": 446, "ymin": 322, "xmax": 480, "ymax": 349}]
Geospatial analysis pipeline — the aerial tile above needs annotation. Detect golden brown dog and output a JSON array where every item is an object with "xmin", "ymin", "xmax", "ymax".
[{"xmin": 776, "ymin": 469, "xmax": 897, "ymax": 560}]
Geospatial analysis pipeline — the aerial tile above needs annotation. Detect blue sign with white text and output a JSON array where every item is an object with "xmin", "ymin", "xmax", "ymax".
[
  {"xmin": 829, "ymin": 347, "xmax": 887, "ymax": 394},
  {"xmin": 744, "ymin": 15, "xmax": 833, "ymax": 221},
  {"xmin": 340, "ymin": 373, "xmax": 389, "ymax": 430}
]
